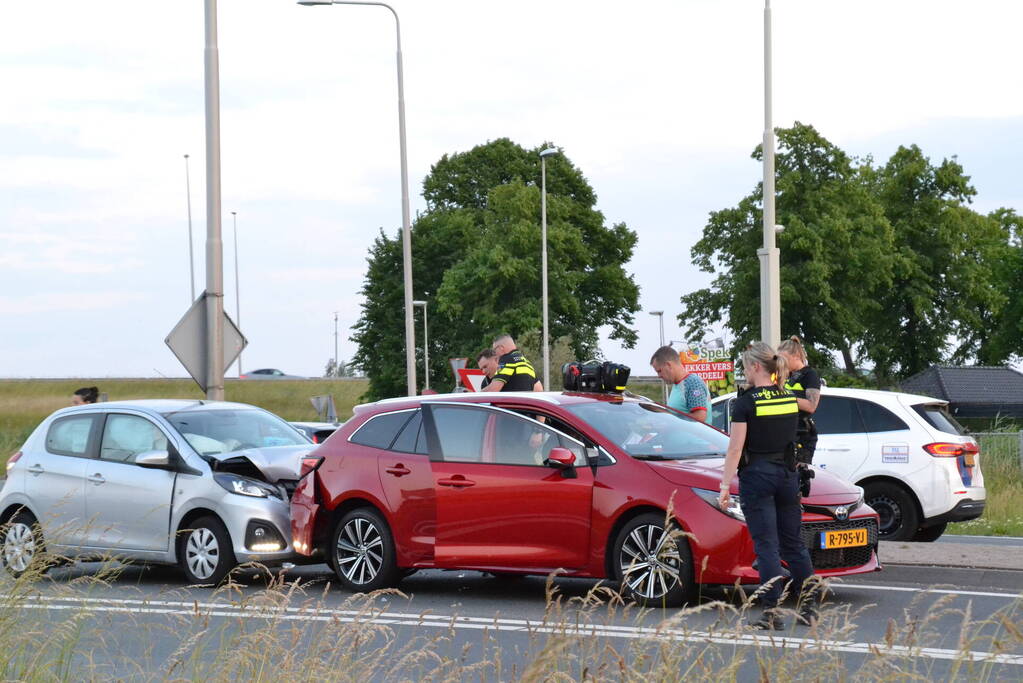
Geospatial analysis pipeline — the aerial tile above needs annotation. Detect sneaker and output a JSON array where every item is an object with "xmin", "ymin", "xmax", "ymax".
[{"xmin": 749, "ymin": 609, "xmax": 786, "ymax": 631}]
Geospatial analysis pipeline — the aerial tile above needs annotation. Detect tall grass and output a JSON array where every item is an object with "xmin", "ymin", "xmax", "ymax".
[
  {"xmin": 0, "ymin": 557, "xmax": 1020, "ymax": 681},
  {"xmin": 948, "ymin": 431, "xmax": 1023, "ymax": 536}
]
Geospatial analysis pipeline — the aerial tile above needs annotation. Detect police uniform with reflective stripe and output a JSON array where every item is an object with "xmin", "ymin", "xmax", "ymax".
[
  {"xmin": 493, "ymin": 350, "xmax": 538, "ymax": 391},
  {"xmin": 784, "ymin": 366, "xmax": 821, "ymax": 464},
  {"xmin": 730, "ymin": 386, "xmax": 799, "ymax": 467}
]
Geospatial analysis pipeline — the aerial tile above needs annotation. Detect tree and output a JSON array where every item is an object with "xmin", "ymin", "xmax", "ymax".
[
  {"xmin": 680, "ymin": 123, "xmax": 897, "ymax": 373},
  {"xmin": 352, "ymin": 138, "xmax": 641, "ymax": 400},
  {"xmin": 863, "ymin": 146, "xmax": 1008, "ymax": 380}
]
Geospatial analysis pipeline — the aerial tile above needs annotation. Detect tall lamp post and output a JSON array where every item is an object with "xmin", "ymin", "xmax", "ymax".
[
  {"xmin": 759, "ymin": 0, "xmax": 781, "ymax": 347},
  {"xmin": 539, "ymin": 146, "xmax": 558, "ymax": 389},
  {"xmin": 649, "ymin": 310, "xmax": 668, "ymax": 403},
  {"xmin": 413, "ymin": 300, "xmax": 429, "ymax": 392},
  {"xmin": 232, "ymin": 210, "xmax": 241, "ymax": 376},
  {"xmin": 333, "ymin": 311, "xmax": 340, "ymax": 376},
  {"xmin": 298, "ymin": 0, "xmax": 416, "ymax": 396}
]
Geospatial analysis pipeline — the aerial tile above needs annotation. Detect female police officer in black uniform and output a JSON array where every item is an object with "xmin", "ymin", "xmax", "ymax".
[
  {"xmin": 718, "ymin": 342, "xmax": 816, "ymax": 630},
  {"xmin": 778, "ymin": 335, "xmax": 822, "ymax": 497}
]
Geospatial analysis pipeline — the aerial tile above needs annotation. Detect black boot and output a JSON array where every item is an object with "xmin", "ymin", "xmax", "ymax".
[{"xmin": 749, "ymin": 608, "xmax": 786, "ymax": 631}]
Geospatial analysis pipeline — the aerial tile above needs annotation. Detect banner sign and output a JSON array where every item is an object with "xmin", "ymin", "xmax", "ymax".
[{"xmin": 678, "ymin": 345, "xmax": 736, "ymax": 396}]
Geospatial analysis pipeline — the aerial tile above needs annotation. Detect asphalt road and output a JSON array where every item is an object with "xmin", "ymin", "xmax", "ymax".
[{"xmin": 6, "ymin": 556, "xmax": 1021, "ymax": 681}]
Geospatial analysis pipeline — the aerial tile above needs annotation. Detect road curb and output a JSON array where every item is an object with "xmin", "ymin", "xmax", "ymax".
[{"xmin": 879, "ymin": 540, "xmax": 1023, "ymax": 572}]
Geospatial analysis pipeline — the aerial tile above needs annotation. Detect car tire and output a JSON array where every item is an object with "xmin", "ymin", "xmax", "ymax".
[
  {"xmin": 612, "ymin": 513, "xmax": 695, "ymax": 607},
  {"xmin": 1, "ymin": 510, "xmax": 46, "ymax": 578},
  {"xmin": 911, "ymin": 522, "xmax": 948, "ymax": 543},
  {"xmin": 864, "ymin": 481, "xmax": 919, "ymax": 541},
  {"xmin": 329, "ymin": 508, "xmax": 400, "ymax": 593},
  {"xmin": 178, "ymin": 516, "xmax": 237, "ymax": 585}
]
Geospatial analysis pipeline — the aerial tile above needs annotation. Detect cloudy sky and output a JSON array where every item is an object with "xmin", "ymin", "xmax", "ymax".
[{"xmin": 1, "ymin": 0, "xmax": 1020, "ymax": 383}]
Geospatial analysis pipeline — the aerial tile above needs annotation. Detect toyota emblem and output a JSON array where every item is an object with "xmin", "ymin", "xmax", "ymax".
[{"xmin": 834, "ymin": 505, "xmax": 849, "ymax": 521}]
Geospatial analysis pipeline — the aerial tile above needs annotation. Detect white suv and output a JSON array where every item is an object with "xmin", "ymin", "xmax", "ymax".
[{"xmin": 711, "ymin": 387, "xmax": 986, "ymax": 541}]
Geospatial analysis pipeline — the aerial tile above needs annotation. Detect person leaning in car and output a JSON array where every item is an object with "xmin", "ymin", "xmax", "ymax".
[
  {"xmin": 483, "ymin": 334, "xmax": 544, "ymax": 392},
  {"xmin": 718, "ymin": 341, "xmax": 817, "ymax": 630},
  {"xmin": 650, "ymin": 346, "xmax": 711, "ymax": 422},
  {"xmin": 778, "ymin": 335, "xmax": 822, "ymax": 497},
  {"xmin": 475, "ymin": 348, "xmax": 499, "ymax": 389}
]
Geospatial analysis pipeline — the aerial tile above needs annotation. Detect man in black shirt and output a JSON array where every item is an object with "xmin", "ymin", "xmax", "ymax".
[
  {"xmin": 483, "ymin": 334, "xmax": 543, "ymax": 392},
  {"xmin": 779, "ymin": 336, "xmax": 822, "ymax": 496}
]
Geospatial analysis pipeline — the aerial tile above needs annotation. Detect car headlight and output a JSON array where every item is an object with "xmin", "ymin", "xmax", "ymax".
[
  {"xmin": 852, "ymin": 485, "xmax": 865, "ymax": 511},
  {"xmin": 214, "ymin": 473, "xmax": 282, "ymax": 499},
  {"xmin": 692, "ymin": 487, "xmax": 746, "ymax": 522}
]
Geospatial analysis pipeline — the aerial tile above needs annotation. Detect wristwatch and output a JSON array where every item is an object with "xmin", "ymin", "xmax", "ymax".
[{"xmin": 719, "ymin": 482, "xmax": 730, "ymax": 490}]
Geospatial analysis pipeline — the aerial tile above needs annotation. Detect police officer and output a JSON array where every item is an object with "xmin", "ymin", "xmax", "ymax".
[
  {"xmin": 718, "ymin": 342, "xmax": 816, "ymax": 630},
  {"xmin": 778, "ymin": 335, "xmax": 822, "ymax": 497},
  {"xmin": 484, "ymin": 334, "xmax": 544, "ymax": 392}
]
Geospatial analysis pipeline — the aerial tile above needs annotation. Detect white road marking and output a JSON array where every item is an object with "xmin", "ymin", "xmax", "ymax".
[
  {"xmin": 836, "ymin": 584, "xmax": 1022, "ymax": 599},
  {"xmin": 7, "ymin": 594, "xmax": 1022, "ymax": 667}
]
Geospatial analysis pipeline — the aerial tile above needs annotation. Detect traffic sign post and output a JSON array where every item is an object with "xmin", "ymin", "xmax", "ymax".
[{"xmin": 166, "ymin": 292, "xmax": 246, "ymax": 394}]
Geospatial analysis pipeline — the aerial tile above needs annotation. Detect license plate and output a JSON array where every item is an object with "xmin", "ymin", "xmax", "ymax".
[{"xmin": 820, "ymin": 528, "xmax": 867, "ymax": 549}]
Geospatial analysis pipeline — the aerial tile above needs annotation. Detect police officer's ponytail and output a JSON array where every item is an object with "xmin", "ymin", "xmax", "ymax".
[
  {"xmin": 777, "ymin": 335, "xmax": 807, "ymax": 364},
  {"xmin": 741, "ymin": 342, "xmax": 790, "ymax": 390}
]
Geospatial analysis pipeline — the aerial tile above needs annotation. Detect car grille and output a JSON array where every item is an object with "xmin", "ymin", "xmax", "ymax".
[{"xmin": 801, "ymin": 518, "xmax": 878, "ymax": 570}]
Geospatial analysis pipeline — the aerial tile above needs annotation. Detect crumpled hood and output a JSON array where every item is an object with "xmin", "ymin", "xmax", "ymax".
[{"xmin": 205, "ymin": 444, "xmax": 313, "ymax": 482}]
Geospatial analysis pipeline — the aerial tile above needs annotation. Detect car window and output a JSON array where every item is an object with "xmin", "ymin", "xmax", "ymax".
[
  {"xmin": 163, "ymin": 408, "xmax": 308, "ymax": 455},
  {"xmin": 565, "ymin": 401, "xmax": 728, "ymax": 459},
  {"xmin": 45, "ymin": 415, "xmax": 98, "ymax": 457},
  {"xmin": 855, "ymin": 399, "xmax": 908, "ymax": 433},
  {"xmin": 491, "ymin": 412, "xmax": 568, "ymax": 466},
  {"xmin": 100, "ymin": 414, "xmax": 168, "ymax": 463},
  {"xmin": 912, "ymin": 403, "xmax": 966, "ymax": 435},
  {"xmin": 813, "ymin": 396, "xmax": 864, "ymax": 434},
  {"xmin": 710, "ymin": 399, "xmax": 731, "ymax": 432},
  {"xmin": 431, "ymin": 406, "xmax": 488, "ymax": 462},
  {"xmin": 350, "ymin": 411, "xmax": 416, "ymax": 450},
  {"xmin": 390, "ymin": 410, "xmax": 428, "ymax": 454}
]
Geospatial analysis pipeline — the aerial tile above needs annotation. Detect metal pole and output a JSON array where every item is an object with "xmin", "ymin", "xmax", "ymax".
[
  {"xmin": 299, "ymin": 1, "xmax": 416, "ymax": 395},
  {"xmin": 650, "ymin": 311, "xmax": 667, "ymax": 403},
  {"xmin": 184, "ymin": 154, "xmax": 195, "ymax": 303},
  {"xmin": 540, "ymin": 155, "xmax": 550, "ymax": 389},
  {"xmin": 334, "ymin": 311, "xmax": 339, "ymax": 376},
  {"xmin": 204, "ymin": 0, "xmax": 225, "ymax": 401},
  {"xmin": 232, "ymin": 211, "xmax": 241, "ymax": 376},
  {"xmin": 759, "ymin": 0, "xmax": 781, "ymax": 348}
]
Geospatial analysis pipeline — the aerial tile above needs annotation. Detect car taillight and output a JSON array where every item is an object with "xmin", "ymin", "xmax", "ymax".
[
  {"xmin": 923, "ymin": 442, "xmax": 975, "ymax": 457},
  {"xmin": 6, "ymin": 451, "xmax": 22, "ymax": 473},
  {"xmin": 311, "ymin": 435, "xmax": 320, "ymax": 444},
  {"xmin": 300, "ymin": 455, "xmax": 324, "ymax": 479}
]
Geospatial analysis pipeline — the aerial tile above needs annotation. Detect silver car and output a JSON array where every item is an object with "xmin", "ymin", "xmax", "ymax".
[{"xmin": 0, "ymin": 400, "xmax": 313, "ymax": 583}]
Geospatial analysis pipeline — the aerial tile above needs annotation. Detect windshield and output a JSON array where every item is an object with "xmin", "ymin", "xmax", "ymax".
[
  {"xmin": 162, "ymin": 408, "xmax": 309, "ymax": 455},
  {"xmin": 566, "ymin": 400, "xmax": 728, "ymax": 459}
]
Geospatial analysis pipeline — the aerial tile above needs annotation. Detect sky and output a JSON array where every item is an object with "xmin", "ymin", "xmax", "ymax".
[{"xmin": 1, "ymin": 0, "xmax": 1021, "ymax": 385}]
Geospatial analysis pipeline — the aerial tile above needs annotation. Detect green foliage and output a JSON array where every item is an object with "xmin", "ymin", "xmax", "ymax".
[
  {"xmin": 353, "ymin": 138, "xmax": 641, "ymax": 401},
  {"xmin": 681, "ymin": 123, "xmax": 1019, "ymax": 380}
]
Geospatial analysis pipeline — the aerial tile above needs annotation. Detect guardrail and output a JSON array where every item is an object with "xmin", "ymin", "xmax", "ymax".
[{"xmin": 972, "ymin": 431, "xmax": 1023, "ymax": 473}]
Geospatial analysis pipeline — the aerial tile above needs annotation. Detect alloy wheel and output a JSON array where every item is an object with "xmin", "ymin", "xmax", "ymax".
[
  {"xmin": 618, "ymin": 523, "xmax": 682, "ymax": 600},
  {"xmin": 185, "ymin": 527, "xmax": 220, "ymax": 581},
  {"xmin": 871, "ymin": 494, "xmax": 901, "ymax": 536},
  {"xmin": 3, "ymin": 522, "xmax": 36, "ymax": 573},
  {"xmin": 335, "ymin": 517, "xmax": 384, "ymax": 585}
]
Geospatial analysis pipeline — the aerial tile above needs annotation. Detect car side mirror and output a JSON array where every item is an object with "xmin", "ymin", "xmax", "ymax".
[
  {"xmin": 546, "ymin": 447, "xmax": 576, "ymax": 469},
  {"xmin": 135, "ymin": 450, "xmax": 171, "ymax": 469}
]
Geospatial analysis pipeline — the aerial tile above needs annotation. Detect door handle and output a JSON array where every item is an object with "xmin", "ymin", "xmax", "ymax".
[
  {"xmin": 438, "ymin": 476, "xmax": 475, "ymax": 488},
  {"xmin": 87, "ymin": 473, "xmax": 106, "ymax": 485},
  {"xmin": 27, "ymin": 465, "xmax": 44, "ymax": 475},
  {"xmin": 385, "ymin": 464, "xmax": 411, "ymax": 477}
]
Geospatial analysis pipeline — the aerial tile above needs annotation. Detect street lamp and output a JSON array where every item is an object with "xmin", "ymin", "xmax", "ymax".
[
  {"xmin": 413, "ymin": 300, "xmax": 429, "ymax": 391},
  {"xmin": 333, "ymin": 311, "xmax": 340, "ymax": 377},
  {"xmin": 539, "ymin": 146, "xmax": 558, "ymax": 389},
  {"xmin": 648, "ymin": 310, "xmax": 668, "ymax": 403},
  {"xmin": 298, "ymin": 0, "xmax": 417, "ymax": 396},
  {"xmin": 232, "ymin": 210, "xmax": 242, "ymax": 376},
  {"xmin": 759, "ymin": 0, "xmax": 781, "ymax": 347}
]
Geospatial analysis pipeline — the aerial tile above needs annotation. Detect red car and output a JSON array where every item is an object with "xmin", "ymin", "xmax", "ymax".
[{"xmin": 291, "ymin": 392, "xmax": 880, "ymax": 606}]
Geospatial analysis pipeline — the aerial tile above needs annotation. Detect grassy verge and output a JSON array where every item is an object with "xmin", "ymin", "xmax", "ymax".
[{"xmin": 946, "ymin": 432, "xmax": 1023, "ymax": 536}]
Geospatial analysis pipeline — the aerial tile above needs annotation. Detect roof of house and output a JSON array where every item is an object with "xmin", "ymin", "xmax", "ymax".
[{"xmin": 899, "ymin": 366, "xmax": 1023, "ymax": 405}]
